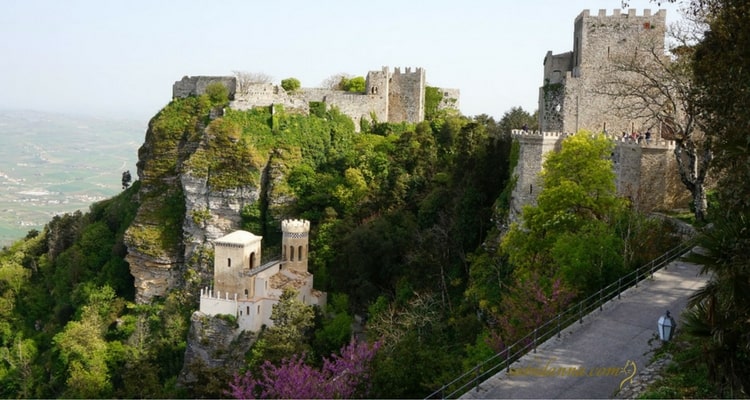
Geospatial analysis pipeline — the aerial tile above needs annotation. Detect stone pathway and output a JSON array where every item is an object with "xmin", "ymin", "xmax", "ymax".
[{"xmin": 460, "ymin": 258, "xmax": 707, "ymax": 399}]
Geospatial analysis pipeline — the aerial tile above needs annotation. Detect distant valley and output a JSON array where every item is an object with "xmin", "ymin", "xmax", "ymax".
[{"xmin": 0, "ymin": 110, "xmax": 144, "ymax": 247}]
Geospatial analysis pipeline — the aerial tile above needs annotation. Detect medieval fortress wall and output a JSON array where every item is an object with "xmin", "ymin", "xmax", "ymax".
[
  {"xmin": 510, "ymin": 9, "xmax": 690, "ymax": 222},
  {"xmin": 510, "ymin": 129, "xmax": 690, "ymax": 222},
  {"xmin": 173, "ymin": 66, "xmax": 459, "ymax": 131}
]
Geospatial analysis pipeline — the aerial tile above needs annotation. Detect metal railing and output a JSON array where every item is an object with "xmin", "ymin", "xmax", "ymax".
[{"xmin": 425, "ymin": 239, "xmax": 696, "ymax": 399}]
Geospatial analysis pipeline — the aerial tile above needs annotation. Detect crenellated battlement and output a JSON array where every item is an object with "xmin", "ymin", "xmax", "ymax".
[
  {"xmin": 579, "ymin": 8, "xmax": 666, "ymax": 18},
  {"xmin": 609, "ymin": 135, "xmax": 676, "ymax": 149},
  {"xmin": 281, "ymin": 219, "xmax": 310, "ymax": 233},
  {"xmin": 392, "ymin": 66, "xmax": 424, "ymax": 76},
  {"xmin": 200, "ymin": 287, "xmax": 238, "ymax": 301},
  {"xmin": 511, "ymin": 129, "xmax": 570, "ymax": 139}
]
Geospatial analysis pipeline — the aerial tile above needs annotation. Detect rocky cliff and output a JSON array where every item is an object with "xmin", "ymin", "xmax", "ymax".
[
  {"xmin": 123, "ymin": 98, "xmax": 274, "ymax": 304},
  {"xmin": 178, "ymin": 312, "xmax": 256, "ymax": 390}
]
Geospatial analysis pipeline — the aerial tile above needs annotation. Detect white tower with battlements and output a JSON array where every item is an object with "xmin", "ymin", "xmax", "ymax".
[
  {"xmin": 199, "ymin": 219, "xmax": 326, "ymax": 332},
  {"xmin": 281, "ymin": 219, "xmax": 310, "ymax": 272}
]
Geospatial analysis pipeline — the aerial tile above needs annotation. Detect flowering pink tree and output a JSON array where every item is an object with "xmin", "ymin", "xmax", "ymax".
[
  {"xmin": 487, "ymin": 274, "xmax": 575, "ymax": 352},
  {"xmin": 227, "ymin": 339, "xmax": 381, "ymax": 399}
]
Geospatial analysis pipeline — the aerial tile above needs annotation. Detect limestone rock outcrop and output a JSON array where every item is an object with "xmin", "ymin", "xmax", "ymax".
[{"xmin": 178, "ymin": 311, "xmax": 256, "ymax": 388}]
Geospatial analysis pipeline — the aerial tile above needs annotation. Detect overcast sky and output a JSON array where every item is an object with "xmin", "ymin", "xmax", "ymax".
[{"xmin": 0, "ymin": 0, "xmax": 683, "ymax": 122}]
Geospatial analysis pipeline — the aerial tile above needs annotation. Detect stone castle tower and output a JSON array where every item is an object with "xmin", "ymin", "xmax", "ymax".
[
  {"xmin": 539, "ymin": 9, "xmax": 667, "ymax": 134},
  {"xmin": 508, "ymin": 131, "xmax": 565, "ymax": 221},
  {"xmin": 281, "ymin": 219, "xmax": 310, "ymax": 272},
  {"xmin": 510, "ymin": 9, "xmax": 689, "ymax": 222},
  {"xmin": 200, "ymin": 219, "xmax": 325, "ymax": 332}
]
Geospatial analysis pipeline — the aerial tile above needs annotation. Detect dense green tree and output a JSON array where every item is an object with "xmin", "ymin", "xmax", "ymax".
[
  {"xmin": 53, "ymin": 286, "xmax": 118, "ymax": 398},
  {"xmin": 312, "ymin": 293, "xmax": 353, "ymax": 359},
  {"xmin": 497, "ymin": 106, "xmax": 537, "ymax": 134},
  {"xmin": 502, "ymin": 131, "xmax": 626, "ymax": 292},
  {"xmin": 281, "ymin": 77, "xmax": 301, "ymax": 92},
  {"xmin": 679, "ymin": 0, "xmax": 750, "ymax": 395},
  {"xmin": 341, "ymin": 76, "xmax": 366, "ymax": 92},
  {"xmin": 250, "ymin": 289, "xmax": 315, "ymax": 365},
  {"xmin": 205, "ymin": 82, "xmax": 230, "ymax": 106}
]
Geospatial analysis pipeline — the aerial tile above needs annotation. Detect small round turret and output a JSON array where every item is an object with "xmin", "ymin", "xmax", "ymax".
[{"xmin": 281, "ymin": 219, "xmax": 310, "ymax": 272}]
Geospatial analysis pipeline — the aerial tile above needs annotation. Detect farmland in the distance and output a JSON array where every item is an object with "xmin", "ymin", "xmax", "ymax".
[{"xmin": 0, "ymin": 110, "xmax": 143, "ymax": 247}]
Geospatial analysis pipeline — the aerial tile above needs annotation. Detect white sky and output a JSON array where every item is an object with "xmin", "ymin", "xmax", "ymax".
[{"xmin": 0, "ymin": 0, "xmax": 682, "ymax": 121}]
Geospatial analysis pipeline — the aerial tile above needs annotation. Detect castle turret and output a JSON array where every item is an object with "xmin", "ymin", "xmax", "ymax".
[
  {"xmin": 281, "ymin": 219, "xmax": 310, "ymax": 272},
  {"xmin": 509, "ymin": 130, "xmax": 567, "ymax": 222},
  {"xmin": 213, "ymin": 230, "xmax": 261, "ymax": 298},
  {"xmin": 388, "ymin": 67, "xmax": 426, "ymax": 124}
]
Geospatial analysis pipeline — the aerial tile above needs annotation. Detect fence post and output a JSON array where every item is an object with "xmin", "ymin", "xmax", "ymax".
[
  {"xmin": 579, "ymin": 302, "xmax": 583, "ymax": 324},
  {"xmin": 599, "ymin": 289, "xmax": 603, "ymax": 311},
  {"xmin": 635, "ymin": 268, "xmax": 639, "ymax": 288},
  {"xmin": 618, "ymin": 277, "xmax": 622, "ymax": 299},
  {"xmin": 475, "ymin": 364, "xmax": 480, "ymax": 392},
  {"xmin": 506, "ymin": 346, "xmax": 511, "ymax": 372},
  {"xmin": 533, "ymin": 328, "xmax": 538, "ymax": 353},
  {"xmin": 557, "ymin": 314, "xmax": 561, "ymax": 338}
]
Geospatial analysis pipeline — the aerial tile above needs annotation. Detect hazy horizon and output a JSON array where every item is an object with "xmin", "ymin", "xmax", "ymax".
[{"xmin": 1, "ymin": 0, "xmax": 683, "ymax": 122}]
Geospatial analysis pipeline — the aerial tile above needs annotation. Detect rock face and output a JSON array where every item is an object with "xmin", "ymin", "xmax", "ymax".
[
  {"xmin": 125, "ymin": 250, "xmax": 182, "ymax": 304},
  {"xmin": 124, "ymin": 105, "xmax": 267, "ymax": 304},
  {"xmin": 178, "ymin": 311, "xmax": 256, "ymax": 388},
  {"xmin": 123, "ymin": 96, "xmax": 305, "ymax": 387},
  {"xmin": 181, "ymin": 172, "xmax": 260, "ymax": 263}
]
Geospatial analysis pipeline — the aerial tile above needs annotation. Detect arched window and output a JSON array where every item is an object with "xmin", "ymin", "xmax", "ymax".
[
  {"xmin": 290, "ymin": 246, "xmax": 295, "ymax": 261},
  {"xmin": 247, "ymin": 306, "xmax": 250, "ymax": 315},
  {"xmin": 283, "ymin": 245, "xmax": 287, "ymax": 260},
  {"xmin": 227, "ymin": 258, "xmax": 231, "ymax": 267},
  {"xmin": 244, "ymin": 289, "xmax": 249, "ymax": 298},
  {"xmin": 250, "ymin": 252, "xmax": 255, "ymax": 268},
  {"xmin": 298, "ymin": 245, "xmax": 303, "ymax": 260}
]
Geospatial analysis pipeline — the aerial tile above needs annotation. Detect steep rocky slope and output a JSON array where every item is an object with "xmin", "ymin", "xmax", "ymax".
[{"xmin": 123, "ymin": 98, "xmax": 271, "ymax": 303}]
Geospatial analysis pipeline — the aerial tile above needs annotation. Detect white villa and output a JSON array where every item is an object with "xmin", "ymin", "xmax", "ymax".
[{"xmin": 199, "ymin": 219, "xmax": 326, "ymax": 332}]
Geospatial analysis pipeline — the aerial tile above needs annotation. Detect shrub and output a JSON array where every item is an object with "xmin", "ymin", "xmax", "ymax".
[{"xmin": 281, "ymin": 78, "xmax": 301, "ymax": 93}]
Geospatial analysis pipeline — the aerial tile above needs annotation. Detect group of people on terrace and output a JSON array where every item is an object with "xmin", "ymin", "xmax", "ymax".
[{"xmin": 621, "ymin": 129, "xmax": 652, "ymax": 144}]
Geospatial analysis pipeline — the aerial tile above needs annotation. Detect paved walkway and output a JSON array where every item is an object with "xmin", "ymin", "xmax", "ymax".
[{"xmin": 461, "ymin": 257, "xmax": 707, "ymax": 399}]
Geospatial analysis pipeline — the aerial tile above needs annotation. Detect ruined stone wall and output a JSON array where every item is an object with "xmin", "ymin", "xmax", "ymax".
[
  {"xmin": 437, "ymin": 87, "xmax": 461, "ymax": 112},
  {"xmin": 543, "ymin": 51, "xmax": 573, "ymax": 85},
  {"xmin": 173, "ymin": 76, "xmax": 237, "ymax": 99},
  {"xmin": 230, "ymin": 86, "xmax": 388, "ymax": 131},
  {"xmin": 174, "ymin": 67, "xmax": 449, "ymax": 130}
]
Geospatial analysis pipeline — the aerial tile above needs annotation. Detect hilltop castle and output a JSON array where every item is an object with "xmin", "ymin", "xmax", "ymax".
[
  {"xmin": 173, "ymin": 66, "xmax": 460, "ymax": 131},
  {"xmin": 539, "ymin": 9, "xmax": 666, "ymax": 134},
  {"xmin": 510, "ymin": 9, "xmax": 689, "ymax": 221},
  {"xmin": 199, "ymin": 219, "xmax": 326, "ymax": 332}
]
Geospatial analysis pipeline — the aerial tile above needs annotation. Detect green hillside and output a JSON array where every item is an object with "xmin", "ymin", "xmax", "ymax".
[{"xmin": 0, "ymin": 94, "xmax": 682, "ymax": 398}]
